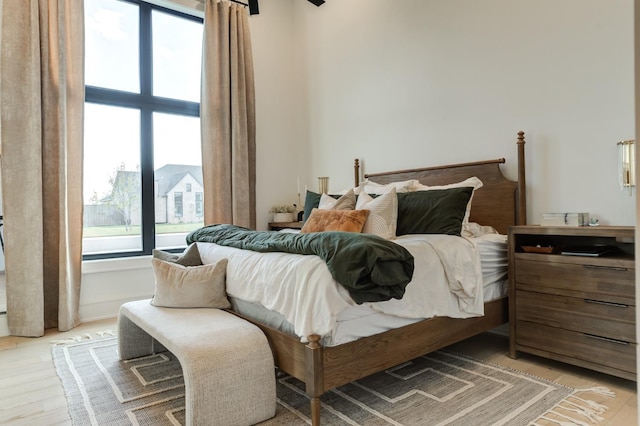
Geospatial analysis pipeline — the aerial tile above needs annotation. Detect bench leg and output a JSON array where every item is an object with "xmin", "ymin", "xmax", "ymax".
[
  {"xmin": 180, "ymin": 342, "xmax": 276, "ymax": 426},
  {"xmin": 117, "ymin": 314, "xmax": 154, "ymax": 360}
]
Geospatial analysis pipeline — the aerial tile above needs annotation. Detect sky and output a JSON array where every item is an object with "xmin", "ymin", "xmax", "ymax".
[{"xmin": 83, "ymin": 0, "xmax": 203, "ymax": 202}]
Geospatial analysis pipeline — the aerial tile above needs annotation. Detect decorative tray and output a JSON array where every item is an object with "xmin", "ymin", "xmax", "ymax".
[{"xmin": 521, "ymin": 245, "xmax": 556, "ymax": 254}]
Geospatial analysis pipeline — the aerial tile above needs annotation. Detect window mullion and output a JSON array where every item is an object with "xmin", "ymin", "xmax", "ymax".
[
  {"xmin": 139, "ymin": 2, "xmax": 153, "ymax": 98},
  {"xmin": 140, "ymin": 2, "xmax": 155, "ymax": 254},
  {"xmin": 140, "ymin": 110, "xmax": 155, "ymax": 254}
]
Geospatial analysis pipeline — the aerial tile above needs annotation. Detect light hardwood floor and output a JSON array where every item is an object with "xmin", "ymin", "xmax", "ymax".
[{"xmin": 0, "ymin": 319, "xmax": 636, "ymax": 425}]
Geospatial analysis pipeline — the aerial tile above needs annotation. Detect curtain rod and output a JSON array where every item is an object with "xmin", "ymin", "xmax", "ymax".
[{"xmin": 228, "ymin": 0, "xmax": 259, "ymax": 15}]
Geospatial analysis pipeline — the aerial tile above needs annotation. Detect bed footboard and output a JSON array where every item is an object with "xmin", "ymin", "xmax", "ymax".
[{"xmin": 229, "ymin": 297, "xmax": 508, "ymax": 425}]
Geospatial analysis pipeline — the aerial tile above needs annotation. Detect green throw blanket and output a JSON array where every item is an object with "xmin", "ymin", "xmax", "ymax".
[{"xmin": 186, "ymin": 224, "xmax": 415, "ymax": 304}]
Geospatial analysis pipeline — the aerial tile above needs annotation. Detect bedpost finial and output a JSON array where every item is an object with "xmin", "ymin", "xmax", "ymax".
[{"xmin": 517, "ymin": 131, "xmax": 525, "ymax": 145}]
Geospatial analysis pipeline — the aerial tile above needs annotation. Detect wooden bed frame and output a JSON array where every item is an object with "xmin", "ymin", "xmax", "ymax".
[{"xmin": 234, "ymin": 131, "xmax": 527, "ymax": 425}]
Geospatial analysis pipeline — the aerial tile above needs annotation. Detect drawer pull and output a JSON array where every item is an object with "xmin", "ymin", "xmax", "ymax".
[
  {"xmin": 584, "ymin": 333, "xmax": 629, "ymax": 345},
  {"xmin": 583, "ymin": 265, "xmax": 628, "ymax": 272},
  {"xmin": 583, "ymin": 299, "xmax": 629, "ymax": 308}
]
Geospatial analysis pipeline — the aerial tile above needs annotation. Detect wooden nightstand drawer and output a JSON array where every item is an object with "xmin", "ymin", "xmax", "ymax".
[
  {"xmin": 509, "ymin": 225, "xmax": 636, "ymax": 380},
  {"xmin": 515, "ymin": 290, "xmax": 635, "ymax": 343},
  {"xmin": 514, "ymin": 259, "xmax": 635, "ymax": 304},
  {"xmin": 516, "ymin": 321, "xmax": 636, "ymax": 375}
]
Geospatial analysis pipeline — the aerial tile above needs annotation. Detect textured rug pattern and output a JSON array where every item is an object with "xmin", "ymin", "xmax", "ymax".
[{"xmin": 52, "ymin": 337, "xmax": 612, "ymax": 425}]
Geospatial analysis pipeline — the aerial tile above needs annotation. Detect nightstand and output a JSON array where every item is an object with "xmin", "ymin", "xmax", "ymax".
[
  {"xmin": 268, "ymin": 221, "xmax": 303, "ymax": 231},
  {"xmin": 508, "ymin": 225, "xmax": 636, "ymax": 380}
]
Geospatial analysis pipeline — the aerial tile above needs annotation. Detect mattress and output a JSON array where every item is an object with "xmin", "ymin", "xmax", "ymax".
[{"xmin": 198, "ymin": 232, "xmax": 508, "ymax": 347}]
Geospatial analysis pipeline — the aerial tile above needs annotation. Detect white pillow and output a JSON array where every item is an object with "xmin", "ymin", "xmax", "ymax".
[
  {"xmin": 356, "ymin": 188, "xmax": 397, "ymax": 239},
  {"xmin": 461, "ymin": 222, "xmax": 499, "ymax": 238},
  {"xmin": 356, "ymin": 179, "xmax": 418, "ymax": 195},
  {"xmin": 319, "ymin": 188, "xmax": 356, "ymax": 210},
  {"xmin": 414, "ymin": 177, "xmax": 483, "ymax": 227}
]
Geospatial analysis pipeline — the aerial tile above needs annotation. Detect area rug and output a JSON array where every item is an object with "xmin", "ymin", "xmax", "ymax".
[{"xmin": 52, "ymin": 336, "xmax": 614, "ymax": 425}]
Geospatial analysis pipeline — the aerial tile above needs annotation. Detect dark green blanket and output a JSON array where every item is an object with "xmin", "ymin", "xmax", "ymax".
[{"xmin": 186, "ymin": 224, "xmax": 414, "ymax": 304}]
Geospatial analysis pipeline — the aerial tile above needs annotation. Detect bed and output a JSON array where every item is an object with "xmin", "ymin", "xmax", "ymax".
[{"xmin": 193, "ymin": 131, "xmax": 527, "ymax": 425}]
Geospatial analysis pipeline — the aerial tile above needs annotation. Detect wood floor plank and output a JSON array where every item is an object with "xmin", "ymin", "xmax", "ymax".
[{"xmin": 0, "ymin": 318, "xmax": 636, "ymax": 426}]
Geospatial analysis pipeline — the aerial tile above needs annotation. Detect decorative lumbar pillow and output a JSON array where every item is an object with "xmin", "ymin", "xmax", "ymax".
[
  {"xmin": 318, "ymin": 188, "xmax": 356, "ymax": 210},
  {"xmin": 396, "ymin": 187, "xmax": 474, "ymax": 236},
  {"xmin": 356, "ymin": 187, "xmax": 397, "ymax": 239},
  {"xmin": 152, "ymin": 242, "xmax": 203, "ymax": 267},
  {"xmin": 303, "ymin": 190, "xmax": 342, "ymax": 221},
  {"xmin": 413, "ymin": 177, "xmax": 483, "ymax": 229},
  {"xmin": 300, "ymin": 208, "xmax": 370, "ymax": 233},
  {"xmin": 150, "ymin": 257, "xmax": 231, "ymax": 309}
]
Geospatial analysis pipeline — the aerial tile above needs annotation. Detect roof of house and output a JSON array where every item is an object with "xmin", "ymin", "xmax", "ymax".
[{"xmin": 155, "ymin": 164, "xmax": 203, "ymax": 196}]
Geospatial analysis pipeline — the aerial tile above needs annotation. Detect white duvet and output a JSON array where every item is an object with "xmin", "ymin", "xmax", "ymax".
[{"xmin": 197, "ymin": 233, "xmax": 486, "ymax": 340}]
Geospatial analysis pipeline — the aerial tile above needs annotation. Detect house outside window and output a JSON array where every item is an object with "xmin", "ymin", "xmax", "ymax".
[
  {"xmin": 82, "ymin": 0, "xmax": 204, "ymax": 258},
  {"xmin": 195, "ymin": 192, "xmax": 203, "ymax": 217},
  {"xmin": 174, "ymin": 192, "xmax": 183, "ymax": 218}
]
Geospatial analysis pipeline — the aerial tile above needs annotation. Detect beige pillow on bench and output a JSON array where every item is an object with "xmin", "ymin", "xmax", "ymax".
[{"xmin": 150, "ymin": 257, "xmax": 231, "ymax": 309}]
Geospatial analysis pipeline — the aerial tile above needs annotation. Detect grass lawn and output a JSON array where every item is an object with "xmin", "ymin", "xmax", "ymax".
[{"xmin": 83, "ymin": 222, "xmax": 204, "ymax": 238}]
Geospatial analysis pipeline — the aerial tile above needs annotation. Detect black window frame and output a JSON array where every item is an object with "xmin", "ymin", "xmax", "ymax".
[{"xmin": 83, "ymin": 0, "xmax": 202, "ymax": 260}]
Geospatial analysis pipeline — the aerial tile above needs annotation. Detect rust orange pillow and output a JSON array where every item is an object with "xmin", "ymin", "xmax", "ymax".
[{"xmin": 300, "ymin": 208, "xmax": 370, "ymax": 233}]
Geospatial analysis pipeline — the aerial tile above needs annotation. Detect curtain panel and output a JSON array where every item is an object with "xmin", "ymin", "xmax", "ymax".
[
  {"xmin": 201, "ymin": 0, "xmax": 256, "ymax": 229},
  {"xmin": 0, "ymin": 0, "xmax": 84, "ymax": 336}
]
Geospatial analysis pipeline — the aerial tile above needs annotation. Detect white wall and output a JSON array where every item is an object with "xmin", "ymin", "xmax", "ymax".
[
  {"xmin": 294, "ymin": 0, "xmax": 635, "ymax": 226},
  {"xmin": 3, "ymin": 0, "xmax": 635, "ymax": 330},
  {"xmin": 251, "ymin": 0, "xmax": 308, "ymax": 229},
  {"xmin": 80, "ymin": 257, "xmax": 155, "ymax": 322}
]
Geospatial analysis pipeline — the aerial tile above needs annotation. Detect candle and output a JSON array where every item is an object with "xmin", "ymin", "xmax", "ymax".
[{"xmin": 297, "ymin": 177, "xmax": 300, "ymax": 195}]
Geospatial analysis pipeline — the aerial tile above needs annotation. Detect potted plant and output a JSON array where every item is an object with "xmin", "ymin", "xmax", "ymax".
[{"xmin": 270, "ymin": 204, "xmax": 296, "ymax": 222}]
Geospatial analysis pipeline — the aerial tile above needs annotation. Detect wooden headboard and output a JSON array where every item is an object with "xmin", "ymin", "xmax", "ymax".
[{"xmin": 354, "ymin": 131, "xmax": 527, "ymax": 235}]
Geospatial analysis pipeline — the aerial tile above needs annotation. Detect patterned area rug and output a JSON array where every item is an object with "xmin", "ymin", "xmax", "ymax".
[{"xmin": 52, "ymin": 336, "xmax": 614, "ymax": 425}]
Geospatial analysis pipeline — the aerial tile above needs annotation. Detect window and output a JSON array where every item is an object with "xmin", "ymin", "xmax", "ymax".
[
  {"xmin": 83, "ymin": 0, "xmax": 204, "ymax": 258},
  {"xmin": 195, "ymin": 192, "xmax": 203, "ymax": 217},
  {"xmin": 174, "ymin": 192, "xmax": 183, "ymax": 218}
]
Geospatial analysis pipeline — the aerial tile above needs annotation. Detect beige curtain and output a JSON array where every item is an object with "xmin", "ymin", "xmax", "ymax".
[
  {"xmin": 201, "ymin": 0, "xmax": 256, "ymax": 229},
  {"xmin": 0, "ymin": 0, "xmax": 84, "ymax": 336}
]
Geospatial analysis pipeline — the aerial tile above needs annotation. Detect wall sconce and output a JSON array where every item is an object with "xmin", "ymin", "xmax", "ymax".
[{"xmin": 617, "ymin": 139, "xmax": 635, "ymax": 195}]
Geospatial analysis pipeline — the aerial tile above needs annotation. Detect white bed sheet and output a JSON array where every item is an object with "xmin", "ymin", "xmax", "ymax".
[
  {"xmin": 328, "ymin": 234, "xmax": 508, "ymax": 346},
  {"xmin": 197, "ymin": 232, "xmax": 507, "ymax": 342}
]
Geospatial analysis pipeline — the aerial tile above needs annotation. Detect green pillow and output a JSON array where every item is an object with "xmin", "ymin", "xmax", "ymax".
[{"xmin": 396, "ymin": 187, "xmax": 474, "ymax": 236}]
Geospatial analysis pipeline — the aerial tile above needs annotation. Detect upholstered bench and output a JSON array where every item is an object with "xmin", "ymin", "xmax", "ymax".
[{"xmin": 117, "ymin": 299, "xmax": 276, "ymax": 426}]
